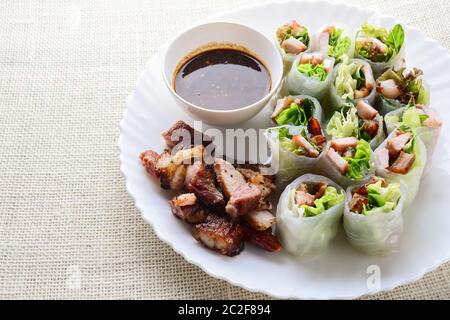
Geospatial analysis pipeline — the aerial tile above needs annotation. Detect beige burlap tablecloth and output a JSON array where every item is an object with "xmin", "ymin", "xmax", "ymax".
[{"xmin": 0, "ymin": 0, "xmax": 449, "ymax": 300}]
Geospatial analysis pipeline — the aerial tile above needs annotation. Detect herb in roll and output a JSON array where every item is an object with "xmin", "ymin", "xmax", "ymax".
[
  {"xmin": 276, "ymin": 20, "xmax": 310, "ymax": 55},
  {"xmin": 376, "ymin": 67, "xmax": 430, "ymax": 115},
  {"xmin": 326, "ymin": 101, "xmax": 384, "ymax": 149},
  {"xmin": 349, "ymin": 177, "xmax": 401, "ymax": 215},
  {"xmin": 316, "ymin": 26, "xmax": 352, "ymax": 62},
  {"xmin": 355, "ymin": 23, "xmax": 405, "ymax": 63},
  {"xmin": 271, "ymin": 95, "xmax": 323, "ymax": 126},
  {"xmin": 334, "ymin": 57, "xmax": 375, "ymax": 101},
  {"xmin": 327, "ymin": 138, "xmax": 372, "ymax": 179}
]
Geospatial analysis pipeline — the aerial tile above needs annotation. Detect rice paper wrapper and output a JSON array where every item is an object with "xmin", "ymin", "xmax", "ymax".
[
  {"xmin": 343, "ymin": 183, "xmax": 406, "ymax": 256},
  {"xmin": 384, "ymin": 106, "xmax": 441, "ymax": 176},
  {"xmin": 265, "ymin": 125, "xmax": 325, "ymax": 187},
  {"xmin": 374, "ymin": 132, "xmax": 427, "ymax": 208},
  {"xmin": 276, "ymin": 174, "xmax": 345, "ymax": 259},
  {"xmin": 327, "ymin": 59, "xmax": 376, "ymax": 113},
  {"xmin": 311, "ymin": 24, "xmax": 355, "ymax": 63},
  {"xmin": 316, "ymin": 142, "xmax": 376, "ymax": 189},
  {"xmin": 376, "ymin": 80, "xmax": 431, "ymax": 116},
  {"xmin": 284, "ymin": 53, "xmax": 334, "ymax": 101},
  {"xmin": 275, "ymin": 34, "xmax": 312, "ymax": 76}
]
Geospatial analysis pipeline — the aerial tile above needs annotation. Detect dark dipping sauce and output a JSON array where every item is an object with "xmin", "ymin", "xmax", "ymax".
[{"xmin": 174, "ymin": 48, "xmax": 271, "ymax": 110}]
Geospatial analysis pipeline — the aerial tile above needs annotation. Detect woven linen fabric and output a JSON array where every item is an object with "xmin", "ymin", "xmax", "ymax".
[{"xmin": 0, "ymin": 0, "xmax": 449, "ymax": 300}]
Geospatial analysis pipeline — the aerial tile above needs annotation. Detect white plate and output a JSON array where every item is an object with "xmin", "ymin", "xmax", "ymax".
[{"xmin": 119, "ymin": 0, "xmax": 450, "ymax": 299}]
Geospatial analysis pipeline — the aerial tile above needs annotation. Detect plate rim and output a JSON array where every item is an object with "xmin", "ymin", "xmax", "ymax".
[{"xmin": 119, "ymin": 0, "xmax": 450, "ymax": 299}]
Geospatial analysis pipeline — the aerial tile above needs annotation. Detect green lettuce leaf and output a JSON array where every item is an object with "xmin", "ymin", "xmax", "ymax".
[
  {"xmin": 326, "ymin": 105, "xmax": 359, "ymax": 138},
  {"xmin": 328, "ymin": 28, "xmax": 351, "ymax": 60},
  {"xmin": 301, "ymin": 186, "xmax": 345, "ymax": 217},
  {"xmin": 275, "ymin": 99, "xmax": 315, "ymax": 126},
  {"xmin": 362, "ymin": 181, "xmax": 401, "ymax": 215},
  {"xmin": 335, "ymin": 57, "xmax": 365, "ymax": 100},
  {"xmin": 297, "ymin": 63, "xmax": 328, "ymax": 81},
  {"xmin": 345, "ymin": 140, "xmax": 372, "ymax": 179}
]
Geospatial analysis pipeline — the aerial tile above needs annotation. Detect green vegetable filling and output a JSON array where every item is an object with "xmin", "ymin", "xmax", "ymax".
[
  {"xmin": 301, "ymin": 187, "xmax": 345, "ymax": 217},
  {"xmin": 275, "ymin": 99, "xmax": 315, "ymax": 126},
  {"xmin": 297, "ymin": 63, "xmax": 328, "ymax": 81},
  {"xmin": 344, "ymin": 140, "xmax": 372, "ymax": 179},
  {"xmin": 361, "ymin": 181, "xmax": 401, "ymax": 215},
  {"xmin": 328, "ymin": 28, "xmax": 351, "ymax": 60}
]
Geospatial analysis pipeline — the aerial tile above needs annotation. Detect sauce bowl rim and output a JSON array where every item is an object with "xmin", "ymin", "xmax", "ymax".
[{"xmin": 161, "ymin": 21, "xmax": 284, "ymax": 114}]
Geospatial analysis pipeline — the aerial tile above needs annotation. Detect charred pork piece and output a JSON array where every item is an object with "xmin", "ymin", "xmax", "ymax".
[
  {"xmin": 387, "ymin": 133, "xmax": 411, "ymax": 159},
  {"xmin": 244, "ymin": 210, "xmax": 276, "ymax": 231},
  {"xmin": 243, "ymin": 226, "xmax": 282, "ymax": 252},
  {"xmin": 192, "ymin": 215, "xmax": 244, "ymax": 256},
  {"xmin": 356, "ymin": 100, "xmax": 378, "ymax": 120},
  {"xmin": 161, "ymin": 120, "xmax": 212, "ymax": 150},
  {"xmin": 187, "ymin": 163, "xmax": 226, "ymax": 209},
  {"xmin": 225, "ymin": 183, "xmax": 262, "ymax": 218},
  {"xmin": 389, "ymin": 151, "xmax": 415, "ymax": 174},
  {"xmin": 361, "ymin": 120, "xmax": 379, "ymax": 139},
  {"xmin": 348, "ymin": 193, "xmax": 369, "ymax": 214},
  {"xmin": 308, "ymin": 117, "xmax": 323, "ymax": 136},
  {"xmin": 213, "ymin": 159, "xmax": 246, "ymax": 198},
  {"xmin": 139, "ymin": 150, "xmax": 160, "ymax": 177},
  {"xmin": 169, "ymin": 193, "xmax": 209, "ymax": 224},
  {"xmin": 155, "ymin": 146, "xmax": 204, "ymax": 190},
  {"xmin": 236, "ymin": 167, "xmax": 276, "ymax": 200}
]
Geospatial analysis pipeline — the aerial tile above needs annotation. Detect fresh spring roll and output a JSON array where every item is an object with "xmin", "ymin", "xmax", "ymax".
[
  {"xmin": 265, "ymin": 122, "xmax": 327, "ymax": 187},
  {"xmin": 312, "ymin": 25, "xmax": 354, "ymax": 63},
  {"xmin": 326, "ymin": 101, "xmax": 385, "ymax": 150},
  {"xmin": 317, "ymin": 138, "xmax": 375, "ymax": 188},
  {"xmin": 271, "ymin": 95, "xmax": 323, "ymax": 126},
  {"xmin": 376, "ymin": 67, "xmax": 430, "ymax": 115},
  {"xmin": 354, "ymin": 23, "xmax": 406, "ymax": 78},
  {"xmin": 327, "ymin": 56, "xmax": 376, "ymax": 112},
  {"xmin": 385, "ymin": 104, "xmax": 442, "ymax": 175},
  {"xmin": 374, "ymin": 128, "xmax": 427, "ymax": 208},
  {"xmin": 276, "ymin": 174, "xmax": 345, "ymax": 258},
  {"xmin": 275, "ymin": 20, "xmax": 311, "ymax": 74},
  {"xmin": 285, "ymin": 52, "xmax": 335, "ymax": 101},
  {"xmin": 344, "ymin": 177, "xmax": 405, "ymax": 256}
]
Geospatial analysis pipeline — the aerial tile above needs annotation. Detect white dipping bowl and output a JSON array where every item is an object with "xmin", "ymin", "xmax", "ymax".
[{"xmin": 162, "ymin": 21, "xmax": 283, "ymax": 126}]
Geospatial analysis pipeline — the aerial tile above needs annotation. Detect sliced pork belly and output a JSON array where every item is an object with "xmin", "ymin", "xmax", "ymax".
[
  {"xmin": 169, "ymin": 194, "xmax": 209, "ymax": 224},
  {"xmin": 356, "ymin": 100, "xmax": 378, "ymax": 120},
  {"xmin": 308, "ymin": 117, "xmax": 323, "ymax": 136},
  {"xmin": 376, "ymin": 148, "xmax": 390, "ymax": 169},
  {"xmin": 213, "ymin": 158, "xmax": 246, "ymax": 198},
  {"xmin": 389, "ymin": 151, "xmax": 415, "ymax": 175},
  {"xmin": 378, "ymin": 79, "xmax": 402, "ymax": 99},
  {"xmin": 292, "ymin": 135, "xmax": 320, "ymax": 158},
  {"xmin": 187, "ymin": 163, "xmax": 226, "ymax": 209},
  {"xmin": 330, "ymin": 137, "xmax": 358, "ymax": 154},
  {"xmin": 243, "ymin": 226, "xmax": 282, "ymax": 252},
  {"xmin": 162, "ymin": 120, "xmax": 212, "ymax": 150},
  {"xmin": 139, "ymin": 150, "xmax": 160, "ymax": 177},
  {"xmin": 327, "ymin": 148, "xmax": 349, "ymax": 175},
  {"xmin": 225, "ymin": 183, "xmax": 262, "ymax": 218},
  {"xmin": 362, "ymin": 120, "xmax": 380, "ymax": 138},
  {"xmin": 245, "ymin": 210, "xmax": 276, "ymax": 231},
  {"xmin": 387, "ymin": 133, "xmax": 412, "ymax": 159},
  {"xmin": 349, "ymin": 193, "xmax": 369, "ymax": 214},
  {"xmin": 236, "ymin": 167, "xmax": 275, "ymax": 200},
  {"xmin": 192, "ymin": 215, "xmax": 244, "ymax": 256},
  {"xmin": 295, "ymin": 190, "xmax": 316, "ymax": 206},
  {"xmin": 281, "ymin": 37, "xmax": 307, "ymax": 54}
]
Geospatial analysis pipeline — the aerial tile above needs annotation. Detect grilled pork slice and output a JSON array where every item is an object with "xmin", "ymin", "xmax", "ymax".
[
  {"xmin": 349, "ymin": 193, "xmax": 369, "ymax": 214},
  {"xmin": 308, "ymin": 117, "xmax": 323, "ymax": 136},
  {"xmin": 245, "ymin": 210, "xmax": 276, "ymax": 231},
  {"xmin": 213, "ymin": 158, "xmax": 246, "ymax": 198},
  {"xmin": 330, "ymin": 137, "xmax": 358, "ymax": 154},
  {"xmin": 387, "ymin": 133, "xmax": 411, "ymax": 159},
  {"xmin": 362, "ymin": 120, "xmax": 379, "ymax": 138},
  {"xmin": 244, "ymin": 226, "xmax": 282, "ymax": 252},
  {"xmin": 378, "ymin": 79, "xmax": 402, "ymax": 99},
  {"xmin": 295, "ymin": 190, "xmax": 316, "ymax": 206},
  {"xmin": 376, "ymin": 148, "xmax": 390, "ymax": 169},
  {"xmin": 139, "ymin": 150, "xmax": 160, "ymax": 177},
  {"xmin": 281, "ymin": 37, "xmax": 307, "ymax": 54},
  {"xmin": 162, "ymin": 120, "xmax": 212, "ymax": 150},
  {"xmin": 187, "ymin": 163, "xmax": 226, "ymax": 209},
  {"xmin": 155, "ymin": 146, "xmax": 203, "ymax": 190},
  {"xmin": 192, "ymin": 215, "xmax": 244, "ymax": 256},
  {"xmin": 225, "ymin": 183, "xmax": 262, "ymax": 218},
  {"xmin": 292, "ymin": 135, "xmax": 320, "ymax": 158},
  {"xmin": 356, "ymin": 100, "xmax": 378, "ymax": 120},
  {"xmin": 310, "ymin": 134, "xmax": 327, "ymax": 147},
  {"xmin": 169, "ymin": 194, "xmax": 209, "ymax": 224},
  {"xmin": 236, "ymin": 167, "xmax": 276, "ymax": 200},
  {"xmin": 389, "ymin": 151, "xmax": 415, "ymax": 175},
  {"xmin": 327, "ymin": 148, "xmax": 349, "ymax": 175}
]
